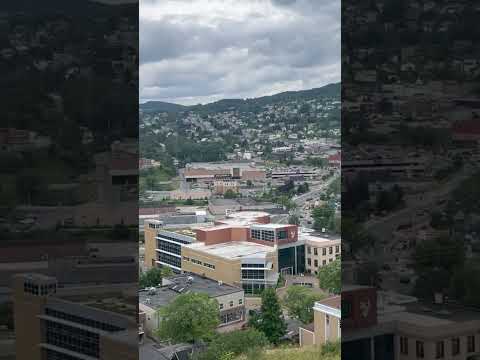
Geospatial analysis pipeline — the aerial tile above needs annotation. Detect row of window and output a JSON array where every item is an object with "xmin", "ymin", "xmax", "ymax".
[
  {"xmin": 45, "ymin": 308, "xmax": 123, "ymax": 332},
  {"xmin": 251, "ymin": 229, "xmax": 275, "ymax": 242},
  {"xmin": 307, "ymin": 257, "xmax": 336, "ymax": 267},
  {"xmin": 400, "ymin": 336, "xmax": 475, "ymax": 358},
  {"xmin": 158, "ymin": 253, "xmax": 181, "ymax": 268},
  {"xmin": 24, "ymin": 282, "xmax": 56, "ymax": 296},
  {"xmin": 219, "ymin": 299, "xmax": 243, "ymax": 310},
  {"xmin": 157, "ymin": 234, "xmax": 191, "ymax": 245},
  {"xmin": 241, "ymin": 269, "xmax": 265, "ymax": 280},
  {"xmin": 158, "ymin": 240, "xmax": 181, "ymax": 255},
  {"xmin": 307, "ymin": 245, "xmax": 340, "ymax": 256},
  {"xmin": 183, "ymin": 256, "xmax": 216, "ymax": 270},
  {"xmin": 220, "ymin": 310, "xmax": 243, "ymax": 324},
  {"xmin": 44, "ymin": 320, "xmax": 100, "ymax": 358},
  {"xmin": 241, "ymin": 263, "xmax": 265, "ymax": 268}
]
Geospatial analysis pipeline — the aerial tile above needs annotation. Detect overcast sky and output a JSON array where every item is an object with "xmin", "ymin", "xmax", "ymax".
[{"xmin": 139, "ymin": 0, "xmax": 340, "ymax": 105}]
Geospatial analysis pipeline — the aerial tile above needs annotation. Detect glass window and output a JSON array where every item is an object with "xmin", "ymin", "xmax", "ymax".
[
  {"xmin": 323, "ymin": 260, "xmax": 326, "ymax": 265},
  {"xmin": 314, "ymin": 248, "xmax": 318, "ymax": 255},
  {"xmin": 329, "ymin": 247, "xmax": 333, "ymax": 254},
  {"xmin": 307, "ymin": 246, "xmax": 311, "ymax": 254},
  {"xmin": 314, "ymin": 259, "xmax": 318, "ymax": 267},
  {"xmin": 322, "ymin": 248, "xmax": 326, "ymax": 256},
  {"xmin": 468, "ymin": 335, "xmax": 475, "ymax": 353},
  {"xmin": 229, "ymin": 301, "xmax": 234, "ymax": 307},
  {"xmin": 416, "ymin": 341, "xmax": 424, "ymax": 358},
  {"xmin": 307, "ymin": 258, "xmax": 311, "ymax": 265},
  {"xmin": 219, "ymin": 303, "xmax": 224, "ymax": 310},
  {"xmin": 400, "ymin": 337, "xmax": 408, "ymax": 355},
  {"xmin": 452, "ymin": 338, "xmax": 460, "ymax": 356},
  {"xmin": 277, "ymin": 230, "xmax": 288, "ymax": 240},
  {"xmin": 435, "ymin": 341, "xmax": 444, "ymax": 359},
  {"xmin": 239, "ymin": 299, "xmax": 243, "ymax": 305},
  {"xmin": 335, "ymin": 245, "xmax": 340, "ymax": 253}
]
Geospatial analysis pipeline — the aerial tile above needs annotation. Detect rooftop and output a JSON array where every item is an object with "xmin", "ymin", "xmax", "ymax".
[
  {"xmin": 299, "ymin": 232, "xmax": 341, "ymax": 245},
  {"xmin": 139, "ymin": 274, "xmax": 243, "ymax": 309},
  {"xmin": 184, "ymin": 241, "xmax": 274, "ymax": 260}
]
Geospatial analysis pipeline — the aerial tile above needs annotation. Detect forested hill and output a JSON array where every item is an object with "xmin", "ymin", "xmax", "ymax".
[{"xmin": 139, "ymin": 82, "xmax": 340, "ymax": 114}]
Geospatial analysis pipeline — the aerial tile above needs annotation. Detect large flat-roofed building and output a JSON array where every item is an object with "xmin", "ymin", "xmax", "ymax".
[
  {"xmin": 300, "ymin": 296, "xmax": 341, "ymax": 347},
  {"xmin": 13, "ymin": 273, "xmax": 138, "ymax": 360},
  {"xmin": 183, "ymin": 161, "xmax": 266, "ymax": 183},
  {"xmin": 303, "ymin": 234, "xmax": 341, "ymax": 274},
  {"xmin": 182, "ymin": 240, "xmax": 279, "ymax": 295},
  {"xmin": 139, "ymin": 274, "xmax": 245, "ymax": 336},
  {"xmin": 144, "ymin": 221, "xmax": 196, "ymax": 272}
]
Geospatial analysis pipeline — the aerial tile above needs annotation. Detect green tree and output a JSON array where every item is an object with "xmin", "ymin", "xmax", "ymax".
[
  {"xmin": 195, "ymin": 329, "xmax": 269, "ymax": 360},
  {"xmin": 312, "ymin": 205, "xmax": 335, "ymax": 231},
  {"xmin": 224, "ymin": 189, "xmax": 237, "ymax": 199},
  {"xmin": 318, "ymin": 259, "xmax": 341, "ymax": 294},
  {"xmin": 283, "ymin": 286, "xmax": 325, "ymax": 324},
  {"xmin": 288, "ymin": 214, "xmax": 300, "ymax": 225},
  {"xmin": 249, "ymin": 288, "xmax": 287, "ymax": 344},
  {"xmin": 139, "ymin": 267, "xmax": 173, "ymax": 288},
  {"xmin": 156, "ymin": 292, "xmax": 220, "ymax": 343}
]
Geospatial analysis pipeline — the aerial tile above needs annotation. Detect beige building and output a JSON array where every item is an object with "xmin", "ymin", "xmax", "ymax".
[
  {"xmin": 213, "ymin": 179, "xmax": 239, "ymax": 195},
  {"xmin": 303, "ymin": 234, "xmax": 341, "ymax": 274},
  {"xmin": 139, "ymin": 274, "xmax": 245, "ymax": 338},
  {"xmin": 182, "ymin": 240, "xmax": 279, "ymax": 295},
  {"xmin": 13, "ymin": 273, "xmax": 138, "ymax": 360},
  {"xmin": 299, "ymin": 296, "xmax": 341, "ymax": 347}
]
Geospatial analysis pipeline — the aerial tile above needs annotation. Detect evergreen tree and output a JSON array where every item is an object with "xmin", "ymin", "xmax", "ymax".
[{"xmin": 249, "ymin": 288, "xmax": 287, "ymax": 344}]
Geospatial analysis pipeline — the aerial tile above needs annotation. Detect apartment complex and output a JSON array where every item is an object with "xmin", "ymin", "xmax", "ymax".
[
  {"xmin": 139, "ymin": 274, "xmax": 245, "ymax": 337},
  {"xmin": 13, "ymin": 273, "xmax": 138, "ymax": 360},
  {"xmin": 299, "ymin": 296, "xmax": 341, "ymax": 347},
  {"xmin": 304, "ymin": 234, "xmax": 341, "ymax": 274},
  {"xmin": 343, "ymin": 285, "xmax": 480, "ymax": 360}
]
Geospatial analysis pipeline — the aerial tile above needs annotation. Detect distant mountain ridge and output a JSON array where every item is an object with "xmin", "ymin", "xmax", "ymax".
[{"xmin": 139, "ymin": 82, "xmax": 340, "ymax": 114}]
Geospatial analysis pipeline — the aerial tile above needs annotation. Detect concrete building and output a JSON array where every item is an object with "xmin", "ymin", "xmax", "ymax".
[
  {"xmin": 183, "ymin": 161, "xmax": 266, "ymax": 183},
  {"xmin": 303, "ymin": 234, "xmax": 341, "ymax": 274},
  {"xmin": 139, "ymin": 274, "xmax": 245, "ymax": 337},
  {"xmin": 144, "ymin": 221, "xmax": 196, "ymax": 272},
  {"xmin": 342, "ymin": 285, "xmax": 480, "ymax": 360},
  {"xmin": 300, "ymin": 296, "xmax": 341, "ymax": 347},
  {"xmin": 13, "ymin": 273, "xmax": 138, "ymax": 360},
  {"xmin": 213, "ymin": 178, "xmax": 239, "ymax": 195}
]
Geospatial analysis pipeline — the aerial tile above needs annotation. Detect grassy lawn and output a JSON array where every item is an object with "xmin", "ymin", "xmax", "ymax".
[{"xmin": 237, "ymin": 345, "xmax": 339, "ymax": 360}]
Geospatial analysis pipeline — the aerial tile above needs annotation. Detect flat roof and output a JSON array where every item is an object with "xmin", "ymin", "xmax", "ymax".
[
  {"xmin": 184, "ymin": 241, "xmax": 273, "ymax": 259},
  {"xmin": 139, "ymin": 274, "xmax": 243, "ymax": 309},
  {"xmin": 300, "ymin": 233, "xmax": 341, "ymax": 245},
  {"xmin": 251, "ymin": 223, "xmax": 289, "ymax": 229}
]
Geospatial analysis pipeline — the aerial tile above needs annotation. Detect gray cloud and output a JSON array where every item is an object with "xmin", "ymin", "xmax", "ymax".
[{"xmin": 140, "ymin": 0, "xmax": 340, "ymax": 105}]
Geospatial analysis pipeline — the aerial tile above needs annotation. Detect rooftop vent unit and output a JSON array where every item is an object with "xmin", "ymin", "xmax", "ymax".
[
  {"xmin": 218, "ymin": 280, "xmax": 223, "ymax": 286},
  {"xmin": 187, "ymin": 276, "xmax": 194, "ymax": 283}
]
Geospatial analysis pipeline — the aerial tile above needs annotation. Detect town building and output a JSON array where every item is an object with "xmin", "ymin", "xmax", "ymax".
[
  {"xmin": 144, "ymin": 212, "xmax": 342, "ymax": 293},
  {"xmin": 144, "ymin": 221, "xmax": 196, "ymax": 272},
  {"xmin": 299, "ymin": 295, "xmax": 341, "ymax": 347},
  {"xmin": 139, "ymin": 274, "xmax": 245, "ymax": 337},
  {"xmin": 183, "ymin": 161, "xmax": 266, "ymax": 183},
  {"xmin": 13, "ymin": 273, "xmax": 138, "ymax": 360},
  {"xmin": 213, "ymin": 177, "xmax": 240, "ymax": 195},
  {"xmin": 303, "ymin": 234, "xmax": 341, "ymax": 275}
]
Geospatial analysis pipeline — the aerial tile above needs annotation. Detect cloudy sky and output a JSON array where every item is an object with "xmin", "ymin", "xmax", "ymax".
[{"xmin": 140, "ymin": 0, "xmax": 340, "ymax": 105}]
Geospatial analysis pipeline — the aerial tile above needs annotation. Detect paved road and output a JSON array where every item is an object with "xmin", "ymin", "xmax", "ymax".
[{"xmin": 273, "ymin": 174, "xmax": 339, "ymax": 225}]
